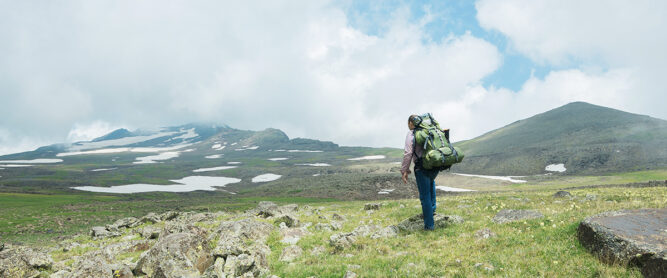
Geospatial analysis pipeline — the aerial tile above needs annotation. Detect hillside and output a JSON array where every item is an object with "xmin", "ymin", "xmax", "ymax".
[{"xmin": 454, "ymin": 102, "xmax": 667, "ymax": 175}]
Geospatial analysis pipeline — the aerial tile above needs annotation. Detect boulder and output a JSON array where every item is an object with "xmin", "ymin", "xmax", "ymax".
[
  {"xmin": 553, "ymin": 191, "xmax": 572, "ymax": 198},
  {"xmin": 69, "ymin": 254, "xmax": 114, "ymax": 278},
  {"xmin": 136, "ymin": 226, "xmax": 161, "ymax": 239},
  {"xmin": 492, "ymin": 209, "xmax": 543, "ymax": 224},
  {"xmin": 90, "ymin": 226, "xmax": 121, "ymax": 238},
  {"xmin": 106, "ymin": 217, "xmax": 139, "ymax": 231},
  {"xmin": 202, "ymin": 257, "xmax": 225, "ymax": 278},
  {"xmin": 279, "ymin": 204, "xmax": 299, "ymax": 214},
  {"xmin": 344, "ymin": 270, "xmax": 358, "ymax": 278},
  {"xmin": 370, "ymin": 225, "xmax": 399, "ymax": 239},
  {"xmin": 578, "ymin": 208, "xmax": 666, "ymax": 277},
  {"xmin": 332, "ymin": 213, "xmax": 346, "ymax": 221},
  {"xmin": 279, "ymin": 245, "xmax": 303, "ymax": 262},
  {"xmin": 0, "ymin": 245, "xmax": 53, "ymax": 277},
  {"xmin": 329, "ymin": 233, "xmax": 357, "ymax": 252},
  {"xmin": 139, "ymin": 212, "xmax": 162, "ymax": 225},
  {"xmin": 352, "ymin": 225, "xmax": 381, "ymax": 237},
  {"xmin": 256, "ymin": 201, "xmax": 280, "ymax": 217},
  {"xmin": 224, "ymin": 254, "xmax": 255, "ymax": 277},
  {"xmin": 397, "ymin": 214, "xmax": 464, "ymax": 232},
  {"xmin": 364, "ymin": 203, "xmax": 381, "ymax": 210},
  {"xmin": 160, "ymin": 211, "xmax": 180, "ymax": 221},
  {"xmin": 280, "ymin": 227, "xmax": 308, "ymax": 245},
  {"xmin": 134, "ymin": 232, "xmax": 212, "ymax": 277},
  {"xmin": 274, "ymin": 214, "xmax": 300, "ymax": 228}
]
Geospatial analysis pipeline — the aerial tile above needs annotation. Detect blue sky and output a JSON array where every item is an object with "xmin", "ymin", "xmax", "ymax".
[{"xmin": 341, "ymin": 0, "xmax": 549, "ymax": 91}]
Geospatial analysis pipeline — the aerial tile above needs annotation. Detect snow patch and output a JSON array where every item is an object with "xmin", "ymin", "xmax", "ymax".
[
  {"xmin": 252, "ymin": 173, "xmax": 282, "ymax": 183},
  {"xmin": 68, "ymin": 130, "xmax": 178, "ymax": 151},
  {"xmin": 296, "ymin": 163, "xmax": 331, "ymax": 167},
  {"xmin": 57, "ymin": 144, "xmax": 192, "ymax": 157},
  {"xmin": 452, "ymin": 173, "xmax": 527, "ymax": 183},
  {"xmin": 133, "ymin": 152, "xmax": 180, "ymax": 164},
  {"xmin": 228, "ymin": 162, "xmax": 242, "ymax": 165},
  {"xmin": 268, "ymin": 158, "xmax": 289, "ymax": 161},
  {"xmin": 435, "ymin": 186, "xmax": 476, "ymax": 192},
  {"xmin": 171, "ymin": 128, "xmax": 198, "ymax": 140},
  {"xmin": 0, "ymin": 159, "xmax": 63, "ymax": 164},
  {"xmin": 91, "ymin": 168, "xmax": 117, "ymax": 172},
  {"xmin": 235, "ymin": 146, "xmax": 259, "ymax": 151},
  {"xmin": 312, "ymin": 174, "xmax": 320, "ymax": 177},
  {"xmin": 71, "ymin": 176, "xmax": 242, "ymax": 193},
  {"xmin": 0, "ymin": 164, "xmax": 34, "ymax": 167},
  {"xmin": 192, "ymin": 166, "xmax": 237, "ymax": 172},
  {"xmin": 378, "ymin": 189, "xmax": 395, "ymax": 194},
  {"xmin": 205, "ymin": 154, "xmax": 223, "ymax": 159},
  {"xmin": 287, "ymin": 150, "xmax": 323, "ymax": 153},
  {"xmin": 347, "ymin": 155, "xmax": 386, "ymax": 161},
  {"xmin": 545, "ymin": 163, "xmax": 566, "ymax": 173}
]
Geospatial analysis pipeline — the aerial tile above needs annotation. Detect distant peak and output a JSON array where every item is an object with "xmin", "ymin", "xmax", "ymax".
[{"xmin": 91, "ymin": 128, "xmax": 133, "ymax": 142}]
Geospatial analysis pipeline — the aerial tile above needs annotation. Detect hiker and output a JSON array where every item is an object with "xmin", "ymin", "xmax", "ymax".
[{"xmin": 401, "ymin": 114, "xmax": 440, "ymax": 230}]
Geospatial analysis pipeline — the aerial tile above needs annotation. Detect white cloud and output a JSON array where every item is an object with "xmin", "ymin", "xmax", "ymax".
[
  {"xmin": 475, "ymin": 0, "xmax": 667, "ymax": 124},
  {"xmin": 66, "ymin": 121, "xmax": 125, "ymax": 143}
]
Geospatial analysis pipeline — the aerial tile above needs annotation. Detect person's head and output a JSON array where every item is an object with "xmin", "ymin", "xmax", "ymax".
[{"xmin": 408, "ymin": 114, "xmax": 418, "ymax": 130}]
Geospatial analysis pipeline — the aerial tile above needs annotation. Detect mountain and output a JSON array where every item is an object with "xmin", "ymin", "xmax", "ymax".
[{"xmin": 454, "ymin": 102, "xmax": 667, "ymax": 175}]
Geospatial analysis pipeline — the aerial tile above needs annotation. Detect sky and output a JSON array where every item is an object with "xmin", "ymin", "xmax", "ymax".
[{"xmin": 1, "ymin": 0, "xmax": 666, "ymax": 155}]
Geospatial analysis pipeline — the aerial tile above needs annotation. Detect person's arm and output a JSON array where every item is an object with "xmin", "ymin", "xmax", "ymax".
[{"xmin": 401, "ymin": 132, "xmax": 414, "ymax": 183}]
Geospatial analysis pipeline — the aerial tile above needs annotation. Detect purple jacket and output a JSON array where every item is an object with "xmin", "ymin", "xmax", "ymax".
[{"xmin": 401, "ymin": 130, "xmax": 423, "ymax": 174}]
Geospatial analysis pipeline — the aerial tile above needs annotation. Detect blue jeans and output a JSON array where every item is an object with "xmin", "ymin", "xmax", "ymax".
[{"xmin": 415, "ymin": 167, "xmax": 438, "ymax": 230}]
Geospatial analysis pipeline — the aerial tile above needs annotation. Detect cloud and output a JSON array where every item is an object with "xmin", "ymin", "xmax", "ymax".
[
  {"xmin": 66, "ymin": 121, "xmax": 125, "ymax": 143},
  {"xmin": 0, "ymin": 1, "xmax": 503, "ymax": 154}
]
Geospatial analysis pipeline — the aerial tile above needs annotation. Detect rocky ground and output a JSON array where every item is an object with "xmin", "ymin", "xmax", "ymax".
[{"xmin": 1, "ymin": 185, "xmax": 665, "ymax": 277}]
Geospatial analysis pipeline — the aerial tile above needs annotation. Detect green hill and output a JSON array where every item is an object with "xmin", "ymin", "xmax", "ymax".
[{"xmin": 454, "ymin": 102, "xmax": 667, "ymax": 175}]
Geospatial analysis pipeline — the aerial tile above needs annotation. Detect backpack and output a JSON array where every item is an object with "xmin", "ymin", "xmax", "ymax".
[{"xmin": 411, "ymin": 113, "xmax": 465, "ymax": 170}]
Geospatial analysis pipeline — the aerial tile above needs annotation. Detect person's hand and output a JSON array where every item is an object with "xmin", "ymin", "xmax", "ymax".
[{"xmin": 402, "ymin": 171, "xmax": 410, "ymax": 184}]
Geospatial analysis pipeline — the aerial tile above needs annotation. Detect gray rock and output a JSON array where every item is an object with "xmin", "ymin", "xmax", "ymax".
[
  {"xmin": 139, "ymin": 212, "xmax": 162, "ymax": 225},
  {"xmin": 553, "ymin": 191, "xmax": 572, "ymax": 198},
  {"xmin": 364, "ymin": 203, "xmax": 381, "ymax": 210},
  {"xmin": 279, "ymin": 245, "xmax": 303, "ymax": 262},
  {"xmin": 134, "ymin": 232, "xmax": 212, "ymax": 277},
  {"xmin": 344, "ymin": 270, "xmax": 357, "ymax": 278},
  {"xmin": 314, "ymin": 223, "xmax": 333, "ymax": 232},
  {"xmin": 370, "ymin": 225, "xmax": 399, "ymax": 239},
  {"xmin": 0, "ymin": 246, "xmax": 53, "ymax": 277},
  {"xmin": 492, "ymin": 209, "xmax": 543, "ymax": 224},
  {"xmin": 397, "ymin": 214, "xmax": 464, "ymax": 232},
  {"xmin": 329, "ymin": 233, "xmax": 357, "ymax": 252},
  {"xmin": 585, "ymin": 194, "xmax": 598, "ymax": 201},
  {"xmin": 50, "ymin": 270, "xmax": 72, "ymax": 278},
  {"xmin": 136, "ymin": 226, "xmax": 161, "ymax": 239},
  {"xmin": 578, "ymin": 208, "xmax": 666, "ymax": 277},
  {"xmin": 203, "ymin": 257, "xmax": 225, "ymax": 278},
  {"xmin": 311, "ymin": 245, "xmax": 326, "ymax": 256},
  {"xmin": 160, "ymin": 211, "xmax": 180, "ymax": 221},
  {"xmin": 106, "ymin": 217, "xmax": 139, "ymax": 231},
  {"xmin": 274, "ymin": 214, "xmax": 300, "ymax": 227},
  {"xmin": 256, "ymin": 201, "xmax": 280, "ymax": 217},
  {"xmin": 224, "ymin": 254, "xmax": 255, "ymax": 277},
  {"xmin": 90, "ymin": 226, "xmax": 121, "ymax": 238},
  {"xmin": 70, "ymin": 254, "xmax": 114, "ymax": 278},
  {"xmin": 330, "ymin": 221, "xmax": 342, "ymax": 231},
  {"xmin": 279, "ymin": 204, "xmax": 299, "ymax": 214},
  {"xmin": 332, "ymin": 213, "xmax": 346, "ymax": 221},
  {"xmin": 352, "ymin": 224, "xmax": 382, "ymax": 237},
  {"xmin": 280, "ymin": 227, "xmax": 308, "ymax": 245},
  {"xmin": 475, "ymin": 228, "xmax": 497, "ymax": 240}
]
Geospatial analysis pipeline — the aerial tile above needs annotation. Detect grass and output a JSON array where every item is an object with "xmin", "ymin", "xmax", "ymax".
[{"xmin": 265, "ymin": 186, "xmax": 665, "ymax": 277}]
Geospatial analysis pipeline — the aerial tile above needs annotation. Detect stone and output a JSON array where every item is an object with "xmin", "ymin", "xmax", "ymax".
[
  {"xmin": 50, "ymin": 270, "xmax": 72, "ymax": 278},
  {"xmin": 274, "ymin": 214, "xmax": 300, "ymax": 228},
  {"xmin": 475, "ymin": 228, "xmax": 497, "ymax": 240},
  {"xmin": 160, "ymin": 211, "xmax": 180, "ymax": 221},
  {"xmin": 553, "ymin": 191, "xmax": 572, "ymax": 198},
  {"xmin": 139, "ymin": 212, "xmax": 162, "ymax": 225},
  {"xmin": 90, "ymin": 226, "xmax": 121, "ymax": 238},
  {"xmin": 280, "ymin": 227, "xmax": 308, "ymax": 245},
  {"xmin": 202, "ymin": 257, "xmax": 225, "ymax": 278},
  {"xmin": 492, "ymin": 209, "xmax": 543, "ymax": 224},
  {"xmin": 352, "ymin": 224, "xmax": 381, "ymax": 237},
  {"xmin": 371, "ymin": 225, "xmax": 399, "ymax": 239},
  {"xmin": 585, "ymin": 194, "xmax": 598, "ymax": 201},
  {"xmin": 256, "ymin": 201, "xmax": 280, "ymax": 217},
  {"xmin": 279, "ymin": 204, "xmax": 299, "ymax": 214},
  {"xmin": 314, "ymin": 223, "xmax": 333, "ymax": 231},
  {"xmin": 134, "ymin": 232, "xmax": 212, "ymax": 277},
  {"xmin": 332, "ymin": 213, "xmax": 346, "ymax": 221},
  {"xmin": 107, "ymin": 217, "xmax": 139, "ymax": 231},
  {"xmin": 577, "ymin": 208, "xmax": 666, "ymax": 277},
  {"xmin": 344, "ymin": 270, "xmax": 357, "ymax": 278},
  {"xmin": 224, "ymin": 254, "xmax": 255, "ymax": 277},
  {"xmin": 364, "ymin": 203, "xmax": 381, "ymax": 210},
  {"xmin": 397, "ymin": 214, "xmax": 464, "ymax": 232},
  {"xmin": 329, "ymin": 233, "xmax": 357, "ymax": 252},
  {"xmin": 279, "ymin": 245, "xmax": 303, "ymax": 262},
  {"xmin": 0, "ymin": 246, "xmax": 53, "ymax": 277},
  {"xmin": 70, "ymin": 254, "xmax": 114, "ymax": 278},
  {"xmin": 136, "ymin": 226, "xmax": 161, "ymax": 239}
]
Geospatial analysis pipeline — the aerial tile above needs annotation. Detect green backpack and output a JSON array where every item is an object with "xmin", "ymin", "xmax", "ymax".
[{"xmin": 412, "ymin": 113, "xmax": 465, "ymax": 170}]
